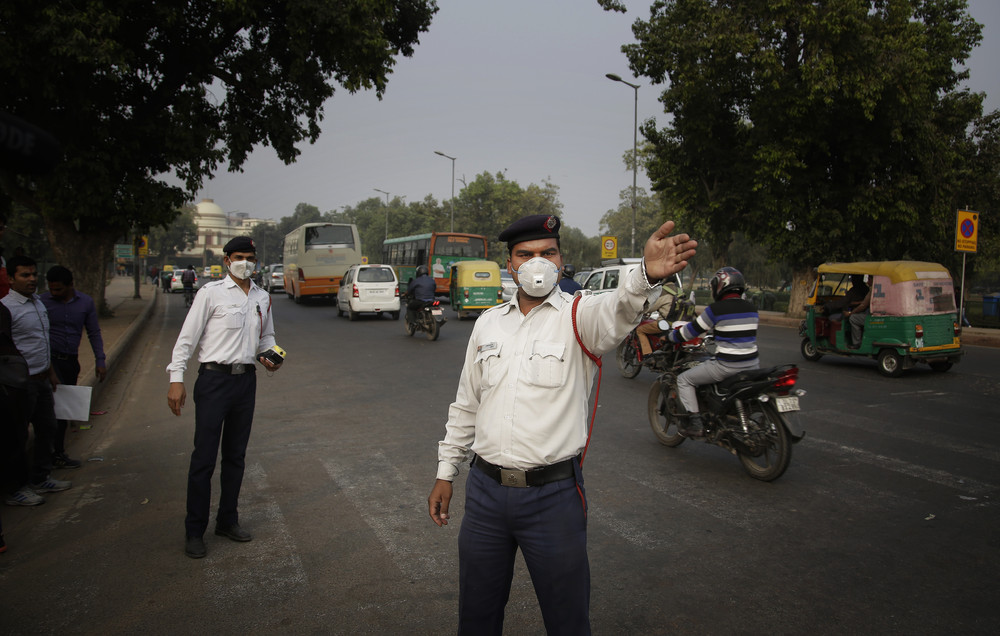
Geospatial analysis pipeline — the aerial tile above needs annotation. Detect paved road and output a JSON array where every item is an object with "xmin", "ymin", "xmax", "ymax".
[{"xmin": 2, "ymin": 293, "xmax": 998, "ymax": 635}]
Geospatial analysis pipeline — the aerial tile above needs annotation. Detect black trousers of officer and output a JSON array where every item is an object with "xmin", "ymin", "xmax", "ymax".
[
  {"xmin": 458, "ymin": 459, "xmax": 591, "ymax": 635},
  {"xmin": 185, "ymin": 366, "xmax": 256, "ymax": 537},
  {"xmin": 50, "ymin": 355, "xmax": 80, "ymax": 455}
]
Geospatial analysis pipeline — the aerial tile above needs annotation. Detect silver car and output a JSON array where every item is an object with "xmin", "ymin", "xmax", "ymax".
[
  {"xmin": 264, "ymin": 264, "xmax": 284, "ymax": 293},
  {"xmin": 336, "ymin": 264, "xmax": 401, "ymax": 320},
  {"xmin": 500, "ymin": 271, "xmax": 517, "ymax": 303}
]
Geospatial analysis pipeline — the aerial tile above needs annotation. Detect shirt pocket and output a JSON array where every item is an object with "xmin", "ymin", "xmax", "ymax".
[
  {"xmin": 475, "ymin": 343, "xmax": 503, "ymax": 389},
  {"xmin": 527, "ymin": 340, "xmax": 567, "ymax": 388},
  {"xmin": 216, "ymin": 304, "xmax": 247, "ymax": 330}
]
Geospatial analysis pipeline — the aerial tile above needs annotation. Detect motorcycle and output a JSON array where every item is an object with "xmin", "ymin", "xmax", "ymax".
[
  {"xmin": 404, "ymin": 297, "xmax": 447, "ymax": 341},
  {"xmin": 647, "ymin": 334, "xmax": 806, "ymax": 481},
  {"xmin": 617, "ymin": 296, "xmax": 697, "ymax": 379}
]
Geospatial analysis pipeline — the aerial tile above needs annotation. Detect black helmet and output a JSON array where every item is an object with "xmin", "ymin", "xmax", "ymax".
[
  {"xmin": 562, "ymin": 264, "xmax": 576, "ymax": 277},
  {"xmin": 710, "ymin": 267, "xmax": 745, "ymax": 301},
  {"xmin": 416, "ymin": 265, "xmax": 429, "ymax": 277}
]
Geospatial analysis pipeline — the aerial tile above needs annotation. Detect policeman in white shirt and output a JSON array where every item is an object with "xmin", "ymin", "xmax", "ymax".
[
  {"xmin": 166, "ymin": 237, "xmax": 282, "ymax": 559},
  {"xmin": 427, "ymin": 214, "xmax": 697, "ymax": 634}
]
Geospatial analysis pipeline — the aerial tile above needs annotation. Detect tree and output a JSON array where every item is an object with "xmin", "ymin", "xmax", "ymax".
[
  {"xmin": 620, "ymin": 0, "xmax": 998, "ymax": 316},
  {"xmin": 148, "ymin": 206, "xmax": 198, "ymax": 268},
  {"xmin": 0, "ymin": 0, "xmax": 437, "ymax": 308},
  {"xmin": 249, "ymin": 223, "xmax": 284, "ymax": 268}
]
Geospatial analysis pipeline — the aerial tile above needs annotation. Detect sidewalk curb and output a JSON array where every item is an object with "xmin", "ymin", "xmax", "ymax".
[{"xmin": 82, "ymin": 286, "xmax": 159, "ymax": 401}]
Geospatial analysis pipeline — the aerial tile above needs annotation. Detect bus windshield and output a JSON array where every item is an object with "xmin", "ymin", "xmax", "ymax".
[{"xmin": 306, "ymin": 225, "xmax": 355, "ymax": 248}]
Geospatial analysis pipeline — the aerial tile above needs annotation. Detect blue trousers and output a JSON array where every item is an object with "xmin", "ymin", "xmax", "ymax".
[
  {"xmin": 458, "ymin": 460, "xmax": 590, "ymax": 636},
  {"xmin": 185, "ymin": 367, "xmax": 256, "ymax": 537}
]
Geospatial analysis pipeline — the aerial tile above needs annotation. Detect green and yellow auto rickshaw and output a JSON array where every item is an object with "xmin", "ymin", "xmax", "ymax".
[
  {"xmin": 799, "ymin": 261, "xmax": 963, "ymax": 377},
  {"xmin": 449, "ymin": 260, "xmax": 503, "ymax": 319}
]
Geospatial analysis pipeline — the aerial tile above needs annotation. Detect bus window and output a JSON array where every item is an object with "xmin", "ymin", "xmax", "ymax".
[{"xmin": 305, "ymin": 224, "xmax": 355, "ymax": 248}]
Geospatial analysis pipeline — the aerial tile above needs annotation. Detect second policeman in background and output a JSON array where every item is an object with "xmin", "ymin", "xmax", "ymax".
[
  {"xmin": 428, "ymin": 214, "xmax": 696, "ymax": 634},
  {"xmin": 166, "ymin": 237, "xmax": 282, "ymax": 559}
]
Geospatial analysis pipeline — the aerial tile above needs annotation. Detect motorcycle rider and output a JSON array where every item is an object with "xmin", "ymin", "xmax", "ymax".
[
  {"xmin": 558, "ymin": 264, "xmax": 582, "ymax": 294},
  {"xmin": 666, "ymin": 267, "xmax": 759, "ymax": 437},
  {"xmin": 406, "ymin": 265, "xmax": 436, "ymax": 324},
  {"xmin": 636, "ymin": 280, "xmax": 681, "ymax": 356}
]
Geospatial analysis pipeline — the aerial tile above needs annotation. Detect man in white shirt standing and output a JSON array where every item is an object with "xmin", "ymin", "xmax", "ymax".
[
  {"xmin": 166, "ymin": 237, "xmax": 282, "ymax": 559},
  {"xmin": 427, "ymin": 215, "xmax": 696, "ymax": 634}
]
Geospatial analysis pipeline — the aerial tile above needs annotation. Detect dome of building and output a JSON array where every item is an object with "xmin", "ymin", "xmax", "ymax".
[{"xmin": 195, "ymin": 198, "xmax": 226, "ymax": 221}]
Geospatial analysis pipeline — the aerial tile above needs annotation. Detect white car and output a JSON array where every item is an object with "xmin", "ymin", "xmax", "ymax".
[
  {"xmin": 580, "ymin": 259, "xmax": 683, "ymax": 295},
  {"xmin": 264, "ymin": 264, "xmax": 284, "ymax": 293},
  {"xmin": 170, "ymin": 269, "xmax": 200, "ymax": 292},
  {"xmin": 336, "ymin": 264, "xmax": 400, "ymax": 320},
  {"xmin": 500, "ymin": 271, "xmax": 517, "ymax": 303}
]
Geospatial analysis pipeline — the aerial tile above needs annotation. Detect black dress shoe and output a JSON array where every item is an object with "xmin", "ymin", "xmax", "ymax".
[
  {"xmin": 185, "ymin": 535, "xmax": 206, "ymax": 559},
  {"xmin": 214, "ymin": 524, "xmax": 252, "ymax": 542}
]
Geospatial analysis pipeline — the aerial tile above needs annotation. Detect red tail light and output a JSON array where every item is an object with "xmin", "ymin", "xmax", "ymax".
[
  {"xmin": 915, "ymin": 324, "xmax": 924, "ymax": 339},
  {"xmin": 352, "ymin": 284, "xmax": 359, "ymax": 298},
  {"xmin": 298, "ymin": 268, "xmax": 305, "ymax": 281},
  {"xmin": 394, "ymin": 285, "xmax": 399, "ymax": 297},
  {"xmin": 464, "ymin": 290, "xmax": 469, "ymax": 300},
  {"xmin": 954, "ymin": 322, "xmax": 961, "ymax": 337},
  {"xmin": 772, "ymin": 367, "xmax": 799, "ymax": 391}
]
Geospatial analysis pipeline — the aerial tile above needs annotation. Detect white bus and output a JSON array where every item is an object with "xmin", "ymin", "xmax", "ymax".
[{"xmin": 282, "ymin": 222, "xmax": 362, "ymax": 303}]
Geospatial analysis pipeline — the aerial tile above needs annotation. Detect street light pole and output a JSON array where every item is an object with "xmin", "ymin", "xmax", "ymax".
[
  {"xmin": 434, "ymin": 150, "xmax": 456, "ymax": 232},
  {"xmin": 606, "ymin": 73, "xmax": 640, "ymax": 258},
  {"xmin": 374, "ymin": 188, "xmax": 390, "ymax": 241}
]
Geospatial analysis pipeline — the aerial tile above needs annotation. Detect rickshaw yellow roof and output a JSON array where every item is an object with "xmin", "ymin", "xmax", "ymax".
[{"xmin": 818, "ymin": 261, "xmax": 952, "ymax": 284}]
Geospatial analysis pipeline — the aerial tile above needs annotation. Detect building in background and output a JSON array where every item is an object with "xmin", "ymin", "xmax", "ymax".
[{"xmin": 176, "ymin": 199, "xmax": 276, "ymax": 268}]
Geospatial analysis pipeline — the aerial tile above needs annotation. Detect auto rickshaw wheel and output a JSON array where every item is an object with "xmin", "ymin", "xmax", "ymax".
[
  {"xmin": 800, "ymin": 337, "xmax": 823, "ymax": 362},
  {"xmin": 877, "ymin": 349, "xmax": 904, "ymax": 378}
]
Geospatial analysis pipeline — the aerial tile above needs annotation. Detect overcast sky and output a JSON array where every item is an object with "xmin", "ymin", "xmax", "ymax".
[{"xmin": 187, "ymin": 0, "xmax": 1000, "ymax": 237}]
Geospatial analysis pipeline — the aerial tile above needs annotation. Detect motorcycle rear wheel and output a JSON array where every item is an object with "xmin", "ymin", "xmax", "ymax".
[
  {"xmin": 617, "ymin": 338, "xmax": 642, "ymax": 379},
  {"xmin": 426, "ymin": 319, "xmax": 440, "ymax": 341},
  {"xmin": 736, "ymin": 401, "xmax": 792, "ymax": 482},
  {"xmin": 647, "ymin": 378, "xmax": 686, "ymax": 447}
]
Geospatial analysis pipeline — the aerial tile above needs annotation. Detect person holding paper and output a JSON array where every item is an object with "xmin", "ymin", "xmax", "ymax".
[
  {"xmin": 40, "ymin": 265, "xmax": 106, "ymax": 470},
  {"xmin": 0, "ymin": 255, "xmax": 72, "ymax": 501}
]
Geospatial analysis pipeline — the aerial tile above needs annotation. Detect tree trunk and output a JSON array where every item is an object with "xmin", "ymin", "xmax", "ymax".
[
  {"xmin": 786, "ymin": 266, "xmax": 813, "ymax": 318},
  {"xmin": 45, "ymin": 219, "xmax": 116, "ymax": 316}
]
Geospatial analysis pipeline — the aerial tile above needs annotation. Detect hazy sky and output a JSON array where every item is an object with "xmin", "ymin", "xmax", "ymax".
[{"xmin": 187, "ymin": 0, "xmax": 1000, "ymax": 237}]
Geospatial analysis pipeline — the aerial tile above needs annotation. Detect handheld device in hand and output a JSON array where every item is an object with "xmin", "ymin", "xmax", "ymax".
[{"xmin": 259, "ymin": 345, "xmax": 286, "ymax": 366}]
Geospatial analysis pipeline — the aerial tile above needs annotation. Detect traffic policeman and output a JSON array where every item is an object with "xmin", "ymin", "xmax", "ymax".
[{"xmin": 166, "ymin": 237, "xmax": 282, "ymax": 559}]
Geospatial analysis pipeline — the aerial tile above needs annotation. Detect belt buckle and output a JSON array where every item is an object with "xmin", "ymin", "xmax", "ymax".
[
  {"xmin": 232, "ymin": 363, "xmax": 244, "ymax": 374},
  {"xmin": 499, "ymin": 468, "xmax": 528, "ymax": 488}
]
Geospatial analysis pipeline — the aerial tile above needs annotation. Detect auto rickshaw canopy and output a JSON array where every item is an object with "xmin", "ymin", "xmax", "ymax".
[{"xmin": 817, "ymin": 261, "xmax": 952, "ymax": 285}]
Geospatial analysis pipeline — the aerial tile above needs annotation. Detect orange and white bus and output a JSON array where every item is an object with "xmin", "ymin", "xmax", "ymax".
[{"xmin": 282, "ymin": 222, "xmax": 362, "ymax": 303}]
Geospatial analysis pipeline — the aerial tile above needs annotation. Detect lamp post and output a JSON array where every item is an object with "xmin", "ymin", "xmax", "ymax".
[
  {"xmin": 434, "ymin": 150, "xmax": 456, "ymax": 232},
  {"xmin": 374, "ymin": 188, "xmax": 390, "ymax": 241},
  {"xmin": 606, "ymin": 73, "xmax": 640, "ymax": 258}
]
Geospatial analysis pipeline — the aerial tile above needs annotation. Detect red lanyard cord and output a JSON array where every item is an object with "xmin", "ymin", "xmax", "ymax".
[{"xmin": 571, "ymin": 295, "xmax": 602, "ymax": 466}]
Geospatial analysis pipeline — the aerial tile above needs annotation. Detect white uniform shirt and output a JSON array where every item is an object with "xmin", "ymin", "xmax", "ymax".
[
  {"xmin": 166, "ymin": 277, "xmax": 276, "ymax": 383},
  {"xmin": 1, "ymin": 289, "xmax": 51, "ymax": 375},
  {"xmin": 436, "ymin": 265, "xmax": 660, "ymax": 480}
]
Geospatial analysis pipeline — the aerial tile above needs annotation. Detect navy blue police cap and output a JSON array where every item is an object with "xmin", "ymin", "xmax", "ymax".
[
  {"xmin": 498, "ymin": 215, "xmax": 560, "ymax": 251},
  {"xmin": 223, "ymin": 236, "xmax": 256, "ymax": 254}
]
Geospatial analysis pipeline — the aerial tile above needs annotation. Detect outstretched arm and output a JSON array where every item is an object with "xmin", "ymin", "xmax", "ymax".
[{"xmin": 642, "ymin": 220, "xmax": 698, "ymax": 283}]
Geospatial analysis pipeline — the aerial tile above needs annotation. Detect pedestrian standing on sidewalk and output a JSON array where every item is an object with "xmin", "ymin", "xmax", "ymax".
[
  {"xmin": 2, "ymin": 300, "xmax": 35, "ymax": 551},
  {"xmin": 166, "ymin": 237, "xmax": 282, "ymax": 559},
  {"xmin": 40, "ymin": 265, "xmax": 107, "ymax": 469},
  {"xmin": 0, "ymin": 255, "xmax": 72, "ymax": 502}
]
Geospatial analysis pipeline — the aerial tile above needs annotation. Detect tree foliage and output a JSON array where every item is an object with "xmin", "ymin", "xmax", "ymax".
[
  {"xmin": 619, "ymin": 0, "xmax": 999, "ymax": 313},
  {"xmin": 148, "ymin": 206, "xmax": 198, "ymax": 267},
  {"xmin": 0, "ymin": 0, "xmax": 437, "ymax": 305}
]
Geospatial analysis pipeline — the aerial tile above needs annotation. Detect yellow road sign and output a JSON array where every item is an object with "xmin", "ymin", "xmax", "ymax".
[
  {"xmin": 955, "ymin": 210, "xmax": 979, "ymax": 253},
  {"xmin": 601, "ymin": 236, "xmax": 618, "ymax": 260}
]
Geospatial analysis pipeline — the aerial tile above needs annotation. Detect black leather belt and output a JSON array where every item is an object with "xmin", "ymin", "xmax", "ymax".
[
  {"xmin": 52, "ymin": 352, "xmax": 78, "ymax": 361},
  {"xmin": 200, "ymin": 362, "xmax": 254, "ymax": 375},
  {"xmin": 473, "ymin": 455, "xmax": 577, "ymax": 488}
]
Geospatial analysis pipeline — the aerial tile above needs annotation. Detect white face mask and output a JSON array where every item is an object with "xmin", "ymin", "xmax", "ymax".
[
  {"xmin": 228, "ymin": 259, "xmax": 254, "ymax": 280},
  {"xmin": 516, "ymin": 257, "xmax": 559, "ymax": 298}
]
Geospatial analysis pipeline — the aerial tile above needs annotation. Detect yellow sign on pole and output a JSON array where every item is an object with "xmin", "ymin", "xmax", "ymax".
[
  {"xmin": 955, "ymin": 210, "xmax": 979, "ymax": 253},
  {"xmin": 138, "ymin": 235, "xmax": 149, "ymax": 257},
  {"xmin": 601, "ymin": 236, "xmax": 618, "ymax": 260}
]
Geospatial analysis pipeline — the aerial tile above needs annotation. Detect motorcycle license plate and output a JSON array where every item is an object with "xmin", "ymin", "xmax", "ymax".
[
  {"xmin": 775, "ymin": 396, "xmax": 799, "ymax": 412},
  {"xmin": 431, "ymin": 309, "xmax": 443, "ymax": 316}
]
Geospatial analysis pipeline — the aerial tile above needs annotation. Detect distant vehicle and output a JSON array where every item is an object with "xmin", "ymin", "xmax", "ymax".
[
  {"xmin": 264, "ymin": 264, "xmax": 284, "ymax": 293},
  {"xmin": 203, "ymin": 266, "xmax": 212, "ymax": 278},
  {"xmin": 573, "ymin": 270, "xmax": 591, "ymax": 286},
  {"xmin": 170, "ymin": 270, "xmax": 199, "ymax": 293},
  {"xmin": 336, "ymin": 264, "xmax": 400, "ymax": 320},
  {"xmin": 499, "ymin": 270, "xmax": 517, "ymax": 303},
  {"xmin": 383, "ymin": 232, "xmax": 488, "ymax": 296},
  {"xmin": 580, "ymin": 259, "xmax": 683, "ymax": 296},
  {"xmin": 283, "ymin": 222, "xmax": 362, "ymax": 304},
  {"xmin": 449, "ymin": 260, "xmax": 503, "ymax": 319}
]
